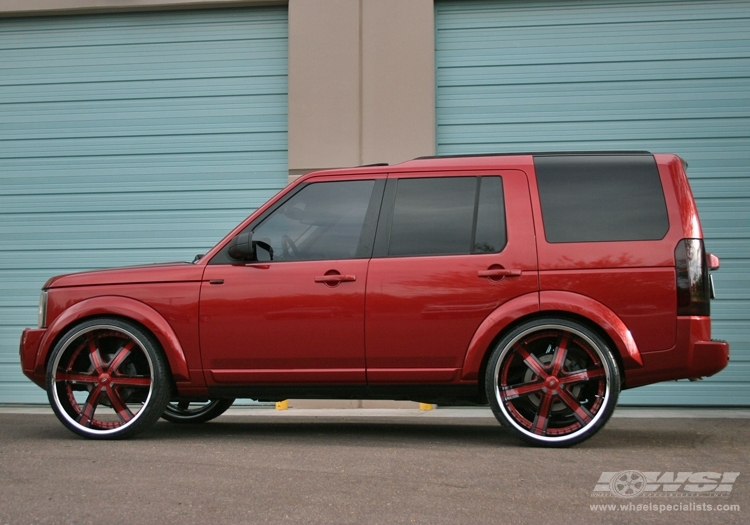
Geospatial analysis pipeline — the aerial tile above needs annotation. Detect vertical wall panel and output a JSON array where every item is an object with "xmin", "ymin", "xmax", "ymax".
[
  {"xmin": 0, "ymin": 7, "xmax": 288, "ymax": 402},
  {"xmin": 436, "ymin": 0, "xmax": 750, "ymax": 405}
]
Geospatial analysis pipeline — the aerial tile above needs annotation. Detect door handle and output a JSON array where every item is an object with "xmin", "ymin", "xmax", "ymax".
[
  {"xmin": 314, "ymin": 274, "xmax": 356, "ymax": 284},
  {"xmin": 478, "ymin": 268, "xmax": 522, "ymax": 278}
]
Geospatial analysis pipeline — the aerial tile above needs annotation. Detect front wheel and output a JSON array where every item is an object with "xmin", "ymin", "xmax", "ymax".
[
  {"xmin": 485, "ymin": 318, "xmax": 620, "ymax": 447},
  {"xmin": 162, "ymin": 399, "xmax": 235, "ymax": 424},
  {"xmin": 46, "ymin": 318, "xmax": 171, "ymax": 439}
]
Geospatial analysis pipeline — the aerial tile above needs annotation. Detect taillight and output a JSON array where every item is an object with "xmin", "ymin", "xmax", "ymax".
[
  {"xmin": 38, "ymin": 290, "xmax": 48, "ymax": 328},
  {"xmin": 675, "ymin": 239, "xmax": 710, "ymax": 316}
]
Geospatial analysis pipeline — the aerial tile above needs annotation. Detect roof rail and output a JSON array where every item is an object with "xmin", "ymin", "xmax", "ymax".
[{"xmin": 415, "ymin": 151, "xmax": 652, "ymax": 160}]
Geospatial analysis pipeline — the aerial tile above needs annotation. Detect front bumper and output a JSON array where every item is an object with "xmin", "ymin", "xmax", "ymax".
[{"xmin": 19, "ymin": 328, "xmax": 46, "ymax": 389}]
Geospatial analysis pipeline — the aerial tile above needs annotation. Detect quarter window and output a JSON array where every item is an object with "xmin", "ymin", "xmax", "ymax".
[{"xmin": 535, "ymin": 155, "xmax": 669, "ymax": 243}]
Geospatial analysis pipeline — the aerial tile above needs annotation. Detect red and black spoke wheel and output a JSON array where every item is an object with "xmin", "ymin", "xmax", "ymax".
[
  {"xmin": 46, "ymin": 318, "xmax": 170, "ymax": 439},
  {"xmin": 162, "ymin": 398, "xmax": 235, "ymax": 424},
  {"xmin": 485, "ymin": 318, "xmax": 620, "ymax": 447}
]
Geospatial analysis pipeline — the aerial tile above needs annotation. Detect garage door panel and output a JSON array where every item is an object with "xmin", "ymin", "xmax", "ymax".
[
  {"xmin": 1, "ymin": 153, "xmax": 286, "ymax": 193},
  {"xmin": 439, "ymin": 120, "xmax": 749, "ymax": 145},
  {"xmin": 623, "ymin": 381, "xmax": 750, "ymax": 404},
  {"xmin": 1, "ymin": 130, "xmax": 286, "ymax": 158},
  {"xmin": 438, "ymin": 0, "xmax": 750, "ymax": 28},
  {"xmin": 0, "ymin": 7, "xmax": 288, "ymax": 403},
  {"xmin": 691, "ymin": 179, "xmax": 750, "ymax": 198},
  {"xmin": 3, "ymin": 97, "xmax": 287, "ymax": 126},
  {"xmin": 438, "ymin": 56, "xmax": 750, "ymax": 89},
  {"xmin": 0, "ymin": 8, "xmax": 287, "ymax": 48},
  {"xmin": 437, "ymin": 0, "xmax": 750, "ymax": 405},
  {"xmin": 0, "ymin": 209, "xmax": 265, "ymax": 250},
  {"xmin": 2, "ymin": 77, "xmax": 287, "ymax": 105},
  {"xmin": 0, "ymin": 188, "xmax": 281, "ymax": 216},
  {"xmin": 436, "ymin": 136, "xmax": 750, "ymax": 155}
]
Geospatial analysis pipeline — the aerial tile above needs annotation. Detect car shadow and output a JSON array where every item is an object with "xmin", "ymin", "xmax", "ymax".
[{"xmin": 146, "ymin": 416, "xmax": 519, "ymax": 447}]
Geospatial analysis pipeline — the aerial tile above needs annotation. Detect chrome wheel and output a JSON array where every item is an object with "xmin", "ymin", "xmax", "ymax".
[
  {"xmin": 46, "ymin": 318, "xmax": 170, "ymax": 439},
  {"xmin": 486, "ymin": 318, "xmax": 620, "ymax": 447}
]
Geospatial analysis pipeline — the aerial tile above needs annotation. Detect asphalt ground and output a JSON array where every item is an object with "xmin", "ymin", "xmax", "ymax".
[{"xmin": 1, "ymin": 407, "xmax": 748, "ymax": 525}]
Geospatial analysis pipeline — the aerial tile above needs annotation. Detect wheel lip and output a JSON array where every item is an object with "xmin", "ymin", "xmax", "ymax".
[
  {"xmin": 492, "ymin": 323, "xmax": 613, "ymax": 444},
  {"xmin": 49, "ymin": 323, "xmax": 155, "ymax": 437}
]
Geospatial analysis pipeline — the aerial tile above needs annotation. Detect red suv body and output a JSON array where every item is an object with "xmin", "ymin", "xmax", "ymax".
[{"xmin": 19, "ymin": 152, "xmax": 729, "ymax": 445}]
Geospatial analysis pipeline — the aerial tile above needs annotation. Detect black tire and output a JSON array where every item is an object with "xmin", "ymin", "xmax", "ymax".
[
  {"xmin": 485, "ymin": 317, "xmax": 620, "ymax": 447},
  {"xmin": 46, "ymin": 317, "xmax": 171, "ymax": 439},
  {"xmin": 162, "ymin": 399, "xmax": 235, "ymax": 424}
]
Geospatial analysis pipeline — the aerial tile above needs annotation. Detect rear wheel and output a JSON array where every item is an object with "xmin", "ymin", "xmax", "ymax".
[
  {"xmin": 162, "ymin": 399, "xmax": 234, "ymax": 424},
  {"xmin": 485, "ymin": 318, "xmax": 620, "ymax": 447},
  {"xmin": 46, "ymin": 318, "xmax": 170, "ymax": 439}
]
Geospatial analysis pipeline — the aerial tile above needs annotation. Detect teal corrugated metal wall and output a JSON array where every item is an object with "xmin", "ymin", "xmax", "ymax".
[
  {"xmin": 0, "ymin": 7, "xmax": 288, "ymax": 402},
  {"xmin": 436, "ymin": 0, "xmax": 750, "ymax": 405}
]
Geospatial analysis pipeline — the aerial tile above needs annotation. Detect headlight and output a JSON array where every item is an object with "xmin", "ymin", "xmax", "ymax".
[{"xmin": 38, "ymin": 290, "xmax": 48, "ymax": 328}]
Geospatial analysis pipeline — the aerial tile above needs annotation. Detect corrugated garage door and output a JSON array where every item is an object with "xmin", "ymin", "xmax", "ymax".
[
  {"xmin": 436, "ymin": 0, "xmax": 750, "ymax": 405},
  {"xmin": 0, "ymin": 8, "xmax": 288, "ymax": 402}
]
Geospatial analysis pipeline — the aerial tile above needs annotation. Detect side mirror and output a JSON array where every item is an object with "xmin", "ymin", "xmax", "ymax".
[
  {"xmin": 227, "ymin": 231, "xmax": 254, "ymax": 261},
  {"xmin": 253, "ymin": 241, "xmax": 274, "ymax": 262},
  {"xmin": 227, "ymin": 232, "xmax": 275, "ymax": 262}
]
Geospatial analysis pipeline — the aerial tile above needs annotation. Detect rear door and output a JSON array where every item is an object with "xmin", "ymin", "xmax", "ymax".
[{"xmin": 365, "ymin": 170, "xmax": 538, "ymax": 383}]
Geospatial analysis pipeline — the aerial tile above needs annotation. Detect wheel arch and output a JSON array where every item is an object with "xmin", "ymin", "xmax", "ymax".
[
  {"xmin": 35, "ymin": 296, "xmax": 190, "ymax": 382},
  {"xmin": 462, "ymin": 290, "xmax": 642, "ymax": 389}
]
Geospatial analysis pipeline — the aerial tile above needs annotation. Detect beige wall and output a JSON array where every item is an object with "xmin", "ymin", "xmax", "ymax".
[
  {"xmin": 288, "ymin": 0, "xmax": 362, "ymax": 175},
  {"xmin": 1, "ymin": 0, "xmax": 437, "ymax": 179},
  {"xmin": 288, "ymin": 0, "xmax": 435, "ymax": 177},
  {"xmin": 361, "ymin": 0, "xmax": 435, "ymax": 168}
]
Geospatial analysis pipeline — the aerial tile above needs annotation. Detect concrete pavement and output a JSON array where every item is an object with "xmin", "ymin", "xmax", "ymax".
[{"xmin": 1, "ymin": 406, "xmax": 748, "ymax": 525}]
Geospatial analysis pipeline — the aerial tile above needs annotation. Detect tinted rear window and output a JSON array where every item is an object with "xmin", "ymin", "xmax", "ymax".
[{"xmin": 534, "ymin": 155, "xmax": 669, "ymax": 243}]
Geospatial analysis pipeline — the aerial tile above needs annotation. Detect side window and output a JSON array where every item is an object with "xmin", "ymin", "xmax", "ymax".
[
  {"xmin": 387, "ymin": 176, "xmax": 507, "ymax": 257},
  {"xmin": 252, "ymin": 180, "xmax": 376, "ymax": 261},
  {"xmin": 535, "ymin": 155, "xmax": 669, "ymax": 243},
  {"xmin": 474, "ymin": 176, "xmax": 506, "ymax": 253}
]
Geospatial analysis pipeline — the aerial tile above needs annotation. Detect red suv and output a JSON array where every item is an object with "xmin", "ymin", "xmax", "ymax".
[{"xmin": 19, "ymin": 152, "xmax": 729, "ymax": 446}]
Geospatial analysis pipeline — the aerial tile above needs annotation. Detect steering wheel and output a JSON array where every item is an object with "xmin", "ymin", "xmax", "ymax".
[{"xmin": 281, "ymin": 235, "xmax": 300, "ymax": 259}]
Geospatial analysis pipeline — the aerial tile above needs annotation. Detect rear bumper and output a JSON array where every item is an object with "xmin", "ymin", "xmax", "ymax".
[
  {"xmin": 19, "ymin": 328, "xmax": 46, "ymax": 389},
  {"xmin": 625, "ymin": 317, "xmax": 729, "ymax": 388},
  {"xmin": 690, "ymin": 339, "xmax": 730, "ymax": 378}
]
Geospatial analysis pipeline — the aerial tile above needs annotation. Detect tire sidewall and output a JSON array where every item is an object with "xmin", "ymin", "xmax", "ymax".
[{"xmin": 485, "ymin": 317, "xmax": 621, "ymax": 447}]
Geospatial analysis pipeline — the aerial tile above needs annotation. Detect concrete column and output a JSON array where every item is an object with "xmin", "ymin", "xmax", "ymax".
[
  {"xmin": 288, "ymin": 0, "xmax": 435, "ymax": 179},
  {"xmin": 288, "ymin": 0, "xmax": 362, "ymax": 177},
  {"xmin": 361, "ymin": 0, "xmax": 435, "ymax": 166}
]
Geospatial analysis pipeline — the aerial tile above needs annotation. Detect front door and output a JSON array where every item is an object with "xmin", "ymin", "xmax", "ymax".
[
  {"xmin": 200, "ymin": 178, "xmax": 383, "ymax": 385},
  {"xmin": 365, "ymin": 171, "xmax": 538, "ymax": 383}
]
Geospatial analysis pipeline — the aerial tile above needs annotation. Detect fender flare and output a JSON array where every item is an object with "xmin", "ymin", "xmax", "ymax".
[
  {"xmin": 460, "ymin": 290, "xmax": 643, "ymax": 381},
  {"xmin": 34, "ymin": 295, "xmax": 190, "ymax": 381},
  {"xmin": 538, "ymin": 290, "xmax": 643, "ymax": 370}
]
